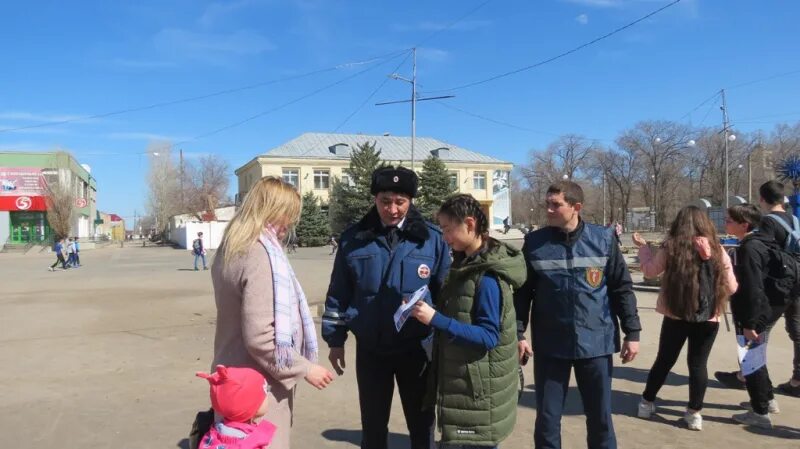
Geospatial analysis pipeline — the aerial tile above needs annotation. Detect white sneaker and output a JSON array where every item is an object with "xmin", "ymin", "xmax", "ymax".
[
  {"xmin": 684, "ymin": 411, "xmax": 702, "ymax": 431},
  {"xmin": 732, "ymin": 410, "xmax": 772, "ymax": 429},
  {"xmin": 48, "ymin": 266, "xmax": 54, "ymax": 271},
  {"xmin": 739, "ymin": 399, "xmax": 780, "ymax": 414},
  {"xmin": 638, "ymin": 399, "xmax": 656, "ymax": 419}
]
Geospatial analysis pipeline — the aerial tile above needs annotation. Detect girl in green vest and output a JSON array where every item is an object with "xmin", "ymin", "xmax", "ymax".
[{"xmin": 411, "ymin": 194, "xmax": 526, "ymax": 448}]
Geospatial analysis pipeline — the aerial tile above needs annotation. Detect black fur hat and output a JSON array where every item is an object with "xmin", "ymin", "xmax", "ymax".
[{"xmin": 370, "ymin": 166, "xmax": 418, "ymax": 198}]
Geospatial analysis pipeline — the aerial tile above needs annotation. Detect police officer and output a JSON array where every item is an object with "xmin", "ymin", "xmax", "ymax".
[
  {"xmin": 514, "ymin": 181, "xmax": 641, "ymax": 449},
  {"xmin": 322, "ymin": 166, "xmax": 450, "ymax": 449}
]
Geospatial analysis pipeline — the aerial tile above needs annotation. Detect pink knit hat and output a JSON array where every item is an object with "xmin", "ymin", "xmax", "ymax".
[{"xmin": 196, "ymin": 365, "xmax": 268, "ymax": 422}]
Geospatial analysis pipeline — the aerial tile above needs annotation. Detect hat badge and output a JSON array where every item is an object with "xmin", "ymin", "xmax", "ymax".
[{"xmin": 393, "ymin": 176, "xmax": 399, "ymax": 183}]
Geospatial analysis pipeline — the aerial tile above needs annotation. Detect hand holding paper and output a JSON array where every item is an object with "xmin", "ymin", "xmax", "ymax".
[{"xmin": 393, "ymin": 285, "xmax": 429, "ymax": 331}]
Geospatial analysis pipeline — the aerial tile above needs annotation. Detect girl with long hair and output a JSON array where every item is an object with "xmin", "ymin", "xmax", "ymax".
[
  {"xmin": 210, "ymin": 177, "xmax": 334, "ymax": 449},
  {"xmin": 633, "ymin": 206, "xmax": 738, "ymax": 431}
]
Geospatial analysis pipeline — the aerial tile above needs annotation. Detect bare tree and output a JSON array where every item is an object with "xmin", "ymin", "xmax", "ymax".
[
  {"xmin": 45, "ymin": 180, "xmax": 75, "ymax": 240},
  {"xmin": 183, "ymin": 155, "xmax": 230, "ymax": 220},
  {"xmin": 534, "ymin": 134, "xmax": 596, "ymax": 180},
  {"xmin": 146, "ymin": 142, "xmax": 180, "ymax": 236},
  {"xmin": 593, "ymin": 145, "xmax": 639, "ymax": 227},
  {"xmin": 617, "ymin": 121, "xmax": 694, "ymax": 229}
]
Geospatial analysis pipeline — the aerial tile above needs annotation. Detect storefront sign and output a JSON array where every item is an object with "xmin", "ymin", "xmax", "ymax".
[
  {"xmin": 0, "ymin": 167, "xmax": 48, "ymax": 196},
  {"xmin": 0, "ymin": 196, "xmax": 47, "ymax": 211},
  {"xmin": 75, "ymin": 198, "xmax": 87, "ymax": 208}
]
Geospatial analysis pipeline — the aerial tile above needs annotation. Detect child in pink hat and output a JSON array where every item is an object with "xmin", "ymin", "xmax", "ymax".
[{"xmin": 196, "ymin": 365, "xmax": 276, "ymax": 449}]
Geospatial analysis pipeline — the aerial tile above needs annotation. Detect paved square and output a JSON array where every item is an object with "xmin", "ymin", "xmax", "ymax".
[{"xmin": 1, "ymin": 245, "xmax": 798, "ymax": 448}]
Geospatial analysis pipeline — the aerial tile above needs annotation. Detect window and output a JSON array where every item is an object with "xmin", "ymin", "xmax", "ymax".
[
  {"xmin": 449, "ymin": 172, "xmax": 459, "ymax": 191},
  {"xmin": 314, "ymin": 169, "xmax": 330, "ymax": 189},
  {"xmin": 340, "ymin": 174, "xmax": 355, "ymax": 187},
  {"xmin": 282, "ymin": 168, "xmax": 299, "ymax": 188},
  {"xmin": 473, "ymin": 171, "xmax": 487, "ymax": 190}
]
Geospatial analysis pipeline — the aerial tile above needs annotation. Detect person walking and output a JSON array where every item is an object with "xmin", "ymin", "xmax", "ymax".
[
  {"xmin": 724, "ymin": 204, "xmax": 786, "ymax": 428},
  {"xmin": 514, "ymin": 180, "xmax": 641, "ymax": 449},
  {"xmin": 633, "ymin": 206, "xmax": 738, "ymax": 431},
  {"xmin": 715, "ymin": 181, "xmax": 800, "ymax": 397},
  {"xmin": 193, "ymin": 232, "xmax": 208, "ymax": 271},
  {"xmin": 210, "ymin": 176, "xmax": 334, "ymax": 449},
  {"xmin": 322, "ymin": 166, "xmax": 451, "ymax": 449},
  {"xmin": 49, "ymin": 238, "xmax": 68, "ymax": 271}
]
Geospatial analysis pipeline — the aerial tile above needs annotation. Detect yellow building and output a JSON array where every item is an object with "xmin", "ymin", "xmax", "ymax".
[{"xmin": 236, "ymin": 133, "xmax": 514, "ymax": 229}]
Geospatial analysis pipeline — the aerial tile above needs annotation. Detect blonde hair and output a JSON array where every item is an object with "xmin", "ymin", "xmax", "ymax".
[{"xmin": 217, "ymin": 176, "xmax": 301, "ymax": 263}]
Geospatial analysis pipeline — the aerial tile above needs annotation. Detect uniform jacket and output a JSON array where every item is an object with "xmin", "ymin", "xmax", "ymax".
[
  {"xmin": 322, "ymin": 205, "xmax": 451, "ymax": 353},
  {"xmin": 514, "ymin": 219, "xmax": 641, "ymax": 359}
]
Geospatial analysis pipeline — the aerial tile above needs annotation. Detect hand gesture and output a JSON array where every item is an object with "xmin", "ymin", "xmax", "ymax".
[
  {"xmin": 305, "ymin": 364, "xmax": 335, "ymax": 390},
  {"xmin": 620, "ymin": 340, "xmax": 639, "ymax": 364},
  {"xmin": 328, "ymin": 347, "xmax": 346, "ymax": 375},
  {"xmin": 411, "ymin": 301, "xmax": 436, "ymax": 326},
  {"xmin": 518, "ymin": 339, "xmax": 533, "ymax": 365},
  {"xmin": 632, "ymin": 233, "xmax": 647, "ymax": 248}
]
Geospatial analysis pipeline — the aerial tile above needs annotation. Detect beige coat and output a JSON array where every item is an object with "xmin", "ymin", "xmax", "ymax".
[{"xmin": 211, "ymin": 241, "xmax": 312, "ymax": 449}]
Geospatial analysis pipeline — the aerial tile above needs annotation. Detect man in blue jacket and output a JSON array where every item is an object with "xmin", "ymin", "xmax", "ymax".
[
  {"xmin": 322, "ymin": 166, "xmax": 451, "ymax": 449},
  {"xmin": 514, "ymin": 181, "xmax": 641, "ymax": 449}
]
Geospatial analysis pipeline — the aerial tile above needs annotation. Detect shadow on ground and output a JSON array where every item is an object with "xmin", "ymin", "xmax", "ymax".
[{"xmin": 321, "ymin": 429, "xmax": 410, "ymax": 448}]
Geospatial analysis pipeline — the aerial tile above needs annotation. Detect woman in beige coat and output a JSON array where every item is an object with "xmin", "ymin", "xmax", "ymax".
[{"xmin": 211, "ymin": 176, "xmax": 335, "ymax": 449}]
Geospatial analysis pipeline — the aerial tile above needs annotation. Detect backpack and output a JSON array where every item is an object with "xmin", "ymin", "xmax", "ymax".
[
  {"xmin": 766, "ymin": 213, "xmax": 800, "ymax": 253},
  {"xmin": 763, "ymin": 214, "xmax": 800, "ymax": 305},
  {"xmin": 686, "ymin": 259, "xmax": 715, "ymax": 323},
  {"xmin": 192, "ymin": 239, "xmax": 202, "ymax": 253}
]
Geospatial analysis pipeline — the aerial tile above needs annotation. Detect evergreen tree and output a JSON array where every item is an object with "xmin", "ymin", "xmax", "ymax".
[
  {"xmin": 417, "ymin": 154, "xmax": 457, "ymax": 220},
  {"xmin": 296, "ymin": 192, "xmax": 330, "ymax": 246},
  {"xmin": 328, "ymin": 141, "xmax": 386, "ymax": 233}
]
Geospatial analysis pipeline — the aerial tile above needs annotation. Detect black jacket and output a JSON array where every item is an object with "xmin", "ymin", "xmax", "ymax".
[{"xmin": 730, "ymin": 232, "xmax": 774, "ymax": 332}]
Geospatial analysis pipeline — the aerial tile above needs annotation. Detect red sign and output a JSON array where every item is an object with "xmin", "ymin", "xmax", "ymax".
[
  {"xmin": 0, "ymin": 167, "xmax": 48, "ymax": 197},
  {"xmin": 0, "ymin": 195, "xmax": 48, "ymax": 211},
  {"xmin": 75, "ymin": 198, "xmax": 87, "ymax": 208}
]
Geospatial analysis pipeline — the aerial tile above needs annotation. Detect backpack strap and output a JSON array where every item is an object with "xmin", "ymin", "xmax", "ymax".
[{"xmin": 766, "ymin": 214, "xmax": 800, "ymax": 251}]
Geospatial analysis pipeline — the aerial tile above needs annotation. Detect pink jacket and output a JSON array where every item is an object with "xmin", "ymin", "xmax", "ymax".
[
  {"xmin": 638, "ymin": 237, "xmax": 738, "ymax": 322},
  {"xmin": 199, "ymin": 420, "xmax": 277, "ymax": 449}
]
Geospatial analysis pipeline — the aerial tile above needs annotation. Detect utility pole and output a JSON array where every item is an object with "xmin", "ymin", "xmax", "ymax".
[
  {"xmin": 376, "ymin": 47, "xmax": 453, "ymax": 171},
  {"xmin": 721, "ymin": 89, "xmax": 730, "ymax": 211},
  {"xmin": 602, "ymin": 171, "xmax": 607, "ymax": 225},
  {"xmin": 180, "ymin": 149, "xmax": 185, "ymax": 211}
]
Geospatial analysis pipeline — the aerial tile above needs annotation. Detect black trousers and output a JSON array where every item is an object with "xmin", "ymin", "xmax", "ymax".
[
  {"xmin": 642, "ymin": 317, "xmax": 719, "ymax": 411},
  {"xmin": 742, "ymin": 305, "xmax": 786, "ymax": 414},
  {"xmin": 355, "ymin": 343, "xmax": 434, "ymax": 449},
  {"xmin": 50, "ymin": 254, "xmax": 67, "ymax": 269}
]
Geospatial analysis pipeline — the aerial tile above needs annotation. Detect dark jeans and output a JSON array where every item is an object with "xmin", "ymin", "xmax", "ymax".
[
  {"xmin": 781, "ymin": 298, "xmax": 800, "ymax": 381},
  {"xmin": 533, "ymin": 354, "xmax": 616, "ymax": 449},
  {"xmin": 51, "ymin": 254, "xmax": 67, "ymax": 269},
  {"xmin": 355, "ymin": 344, "xmax": 434, "ymax": 449},
  {"xmin": 642, "ymin": 317, "xmax": 719, "ymax": 411},
  {"xmin": 743, "ymin": 305, "xmax": 786, "ymax": 414}
]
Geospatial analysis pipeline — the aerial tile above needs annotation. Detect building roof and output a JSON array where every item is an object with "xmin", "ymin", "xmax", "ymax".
[
  {"xmin": 258, "ymin": 132, "xmax": 509, "ymax": 164},
  {"xmin": 109, "ymin": 214, "xmax": 123, "ymax": 222}
]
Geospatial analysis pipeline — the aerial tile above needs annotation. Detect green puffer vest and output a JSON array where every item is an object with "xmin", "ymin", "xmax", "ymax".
[{"xmin": 433, "ymin": 239, "xmax": 526, "ymax": 445}]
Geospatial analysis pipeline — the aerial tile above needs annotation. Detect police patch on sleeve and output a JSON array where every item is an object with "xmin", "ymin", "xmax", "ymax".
[
  {"xmin": 418, "ymin": 264, "xmax": 431, "ymax": 279},
  {"xmin": 586, "ymin": 267, "xmax": 603, "ymax": 288}
]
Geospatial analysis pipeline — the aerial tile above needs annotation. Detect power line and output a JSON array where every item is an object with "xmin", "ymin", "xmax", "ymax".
[
  {"xmin": 174, "ymin": 52, "xmax": 408, "ymax": 147},
  {"xmin": 426, "ymin": 0, "xmax": 683, "ymax": 94},
  {"xmin": 414, "ymin": 0, "xmax": 496, "ymax": 47},
  {"xmin": 0, "ymin": 48, "xmax": 409, "ymax": 135},
  {"xmin": 678, "ymin": 91, "xmax": 720, "ymax": 122},
  {"xmin": 727, "ymin": 68, "xmax": 800, "ymax": 90},
  {"xmin": 435, "ymin": 100, "xmax": 614, "ymax": 143},
  {"xmin": 334, "ymin": 50, "xmax": 413, "ymax": 132}
]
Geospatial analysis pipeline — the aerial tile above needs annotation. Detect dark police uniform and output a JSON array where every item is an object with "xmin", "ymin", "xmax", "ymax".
[
  {"xmin": 322, "ymin": 167, "xmax": 451, "ymax": 449},
  {"xmin": 514, "ymin": 219, "xmax": 641, "ymax": 449}
]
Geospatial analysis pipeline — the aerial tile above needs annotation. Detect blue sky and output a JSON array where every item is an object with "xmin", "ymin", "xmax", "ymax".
[{"xmin": 1, "ymin": 0, "xmax": 798, "ymax": 224}]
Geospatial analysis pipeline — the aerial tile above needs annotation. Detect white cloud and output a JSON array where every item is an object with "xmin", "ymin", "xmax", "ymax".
[
  {"xmin": 0, "ymin": 112, "xmax": 85, "ymax": 123},
  {"xmin": 112, "ymin": 58, "xmax": 177, "ymax": 69},
  {"xmin": 198, "ymin": 0, "xmax": 266, "ymax": 27},
  {"xmin": 563, "ymin": 0, "xmax": 622, "ymax": 7},
  {"xmin": 393, "ymin": 20, "xmax": 493, "ymax": 33},
  {"xmin": 153, "ymin": 28, "xmax": 276, "ymax": 65},
  {"xmin": 107, "ymin": 132, "xmax": 186, "ymax": 142},
  {"xmin": 576, "ymin": 14, "xmax": 590, "ymax": 25},
  {"xmin": 417, "ymin": 47, "xmax": 450, "ymax": 63}
]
